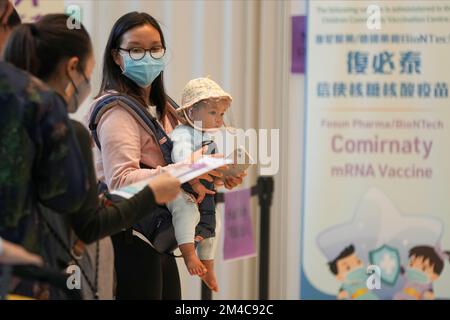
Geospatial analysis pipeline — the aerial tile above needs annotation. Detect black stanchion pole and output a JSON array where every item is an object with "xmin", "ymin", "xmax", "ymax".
[
  {"xmin": 257, "ymin": 176, "xmax": 274, "ymax": 300},
  {"xmin": 201, "ymin": 281, "xmax": 212, "ymax": 300}
]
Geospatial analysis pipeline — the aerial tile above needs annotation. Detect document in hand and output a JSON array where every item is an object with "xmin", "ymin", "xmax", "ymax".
[{"xmin": 110, "ymin": 156, "xmax": 233, "ymax": 199}]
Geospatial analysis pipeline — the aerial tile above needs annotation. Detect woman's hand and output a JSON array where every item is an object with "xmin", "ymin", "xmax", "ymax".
[
  {"xmin": 196, "ymin": 169, "xmax": 247, "ymax": 190},
  {"xmin": 223, "ymin": 171, "xmax": 247, "ymax": 190},
  {"xmin": 148, "ymin": 172, "xmax": 181, "ymax": 204},
  {"xmin": 191, "ymin": 181, "xmax": 215, "ymax": 203},
  {"xmin": 196, "ymin": 169, "xmax": 223, "ymax": 183}
]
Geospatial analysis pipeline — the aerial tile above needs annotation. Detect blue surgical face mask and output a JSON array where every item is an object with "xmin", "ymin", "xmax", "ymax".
[
  {"xmin": 120, "ymin": 52, "xmax": 165, "ymax": 88},
  {"xmin": 344, "ymin": 266, "xmax": 366, "ymax": 284},
  {"xmin": 406, "ymin": 267, "xmax": 430, "ymax": 284},
  {"xmin": 66, "ymin": 69, "xmax": 91, "ymax": 113}
]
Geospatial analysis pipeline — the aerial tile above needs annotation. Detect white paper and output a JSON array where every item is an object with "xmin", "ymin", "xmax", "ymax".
[{"xmin": 110, "ymin": 156, "xmax": 232, "ymax": 199}]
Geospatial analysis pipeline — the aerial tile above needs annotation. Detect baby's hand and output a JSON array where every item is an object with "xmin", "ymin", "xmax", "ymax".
[{"xmin": 191, "ymin": 181, "xmax": 215, "ymax": 203}]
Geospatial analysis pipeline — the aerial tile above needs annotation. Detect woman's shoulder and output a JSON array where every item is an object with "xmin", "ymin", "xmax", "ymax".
[
  {"xmin": 83, "ymin": 91, "xmax": 120, "ymax": 127},
  {"xmin": 85, "ymin": 91, "xmax": 143, "ymax": 128}
]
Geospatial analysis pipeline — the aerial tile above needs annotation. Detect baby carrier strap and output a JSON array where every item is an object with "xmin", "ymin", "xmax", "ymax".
[{"xmin": 88, "ymin": 93, "xmax": 173, "ymax": 165}]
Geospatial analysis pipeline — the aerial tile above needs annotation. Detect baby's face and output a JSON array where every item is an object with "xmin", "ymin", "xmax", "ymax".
[{"xmin": 191, "ymin": 99, "xmax": 230, "ymax": 129}]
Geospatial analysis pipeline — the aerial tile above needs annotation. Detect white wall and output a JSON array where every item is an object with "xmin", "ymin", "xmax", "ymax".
[{"xmin": 272, "ymin": 0, "xmax": 305, "ymax": 300}]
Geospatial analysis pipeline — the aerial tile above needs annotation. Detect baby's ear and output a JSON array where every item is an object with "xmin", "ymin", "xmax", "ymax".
[
  {"xmin": 431, "ymin": 273, "xmax": 439, "ymax": 281},
  {"xmin": 111, "ymin": 49, "xmax": 123, "ymax": 68}
]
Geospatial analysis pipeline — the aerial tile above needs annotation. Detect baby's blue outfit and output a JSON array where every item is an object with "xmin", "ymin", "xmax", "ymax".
[{"xmin": 168, "ymin": 125, "xmax": 219, "ymax": 260}]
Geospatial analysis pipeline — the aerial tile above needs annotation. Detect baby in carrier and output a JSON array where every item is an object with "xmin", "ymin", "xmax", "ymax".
[{"xmin": 168, "ymin": 77, "xmax": 232, "ymax": 292}]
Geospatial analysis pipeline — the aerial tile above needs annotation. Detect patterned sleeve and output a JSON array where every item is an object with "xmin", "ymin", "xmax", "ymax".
[
  {"xmin": 0, "ymin": 65, "xmax": 88, "ymax": 233},
  {"xmin": 32, "ymin": 85, "xmax": 88, "ymax": 213}
]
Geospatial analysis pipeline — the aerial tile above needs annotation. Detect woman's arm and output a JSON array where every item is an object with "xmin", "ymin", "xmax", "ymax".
[{"xmin": 0, "ymin": 237, "xmax": 43, "ymax": 266}]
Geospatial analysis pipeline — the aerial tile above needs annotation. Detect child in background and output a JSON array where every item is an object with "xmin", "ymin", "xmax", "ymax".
[
  {"xmin": 168, "ymin": 78, "xmax": 233, "ymax": 292},
  {"xmin": 327, "ymin": 244, "xmax": 379, "ymax": 300},
  {"xmin": 394, "ymin": 245, "xmax": 450, "ymax": 300}
]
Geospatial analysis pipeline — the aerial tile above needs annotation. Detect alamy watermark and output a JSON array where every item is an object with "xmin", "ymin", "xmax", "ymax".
[
  {"xmin": 66, "ymin": 264, "xmax": 81, "ymax": 290},
  {"xmin": 366, "ymin": 5, "xmax": 381, "ymax": 30},
  {"xmin": 366, "ymin": 265, "xmax": 382, "ymax": 290},
  {"xmin": 174, "ymin": 121, "xmax": 280, "ymax": 176},
  {"xmin": 65, "ymin": 4, "xmax": 81, "ymax": 30}
]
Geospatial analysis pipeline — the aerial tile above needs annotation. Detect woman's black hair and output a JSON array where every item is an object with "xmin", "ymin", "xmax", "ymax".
[
  {"xmin": 3, "ymin": 13, "xmax": 92, "ymax": 80},
  {"xmin": 97, "ymin": 11, "xmax": 167, "ymax": 117}
]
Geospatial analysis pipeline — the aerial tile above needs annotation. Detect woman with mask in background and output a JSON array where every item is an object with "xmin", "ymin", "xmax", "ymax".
[
  {"xmin": 88, "ymin": 11, "xmax": 244, "ymax": 299},
  {"xmin": 3, "ymin": 13, "xmax": 181, "ymax": 299},
  {"xmin": 1, "ymin": 0, "xmax": 90, "ymax": 299}
]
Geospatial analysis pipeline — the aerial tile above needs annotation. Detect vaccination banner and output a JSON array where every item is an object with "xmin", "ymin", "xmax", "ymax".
[{"xmin": 302, "ymin": 0, "xmax": 450, "ymax": 299}]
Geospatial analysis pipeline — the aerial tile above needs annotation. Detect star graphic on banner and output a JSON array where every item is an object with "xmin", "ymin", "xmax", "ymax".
[
  {"xmin": 316, "ymin": 188, "xmax": 443, "ymax": 265},
  {"xmin": 316, "ymin": 188, "xmax": 444, "ymax": 299},
  {"xmin": 380, "ymin": 252, "xmax": 396, "ymax": 276}
]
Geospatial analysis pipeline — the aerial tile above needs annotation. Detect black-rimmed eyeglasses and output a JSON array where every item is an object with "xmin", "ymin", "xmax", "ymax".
[{"xmin": 118, "ymin": 47, "xmax": 166, "ymax": 61}]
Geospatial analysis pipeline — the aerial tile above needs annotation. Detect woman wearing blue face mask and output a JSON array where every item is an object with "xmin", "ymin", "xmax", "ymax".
[
  {"xmin": 87, "ymin": 11, "xmax": 244, "ymax": 300},
  {"xmin": 3, "ymin": 13, "xmax": 181, "ymax": 299}
]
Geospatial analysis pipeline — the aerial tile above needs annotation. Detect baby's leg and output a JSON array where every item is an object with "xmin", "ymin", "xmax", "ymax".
[
  {"xmin": 198, "ymin": 239, "xmax": 218, "ymax": 292},
  {"xmin": 167, "ymin": 191, "xmax": 200, "ymax": 245},
  {"xmin": 179, "ymin": 243, "xmax": 207, "ymax": 276},
  {"xmin": 198, "ymin": 211, "xmax": 221, "ymax": 292},
  {"xmin": 200, "ymin": 259, "xmax": 218, "ymax": 292},
  {"xmin": 167, "ymin": 191, "xmax": 206, "ymax": 276}
]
